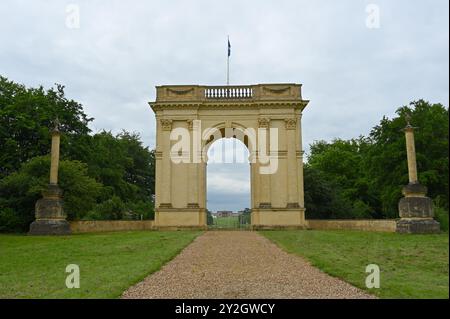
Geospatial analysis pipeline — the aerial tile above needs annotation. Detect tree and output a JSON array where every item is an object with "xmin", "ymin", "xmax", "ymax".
[
  {"xmin": 307, "ymin": 138, "xmax": 375, "ymax": 218},
  {"xmin": 238, "ymin": 208, "xmax": 251, "ymax": 225},
  {"xmin": 206, "ymin": 209, "xmax": 213, "ymax": 225},
  {"xmin": 0, "ymin": 76, "xmax": 92, "ymax": 178},
  {"xmin": 72, "ymin": 130, "xmax": 155, "ymax": 203},
  {"xmin": 303, "ymin": 165, "xmax": 364, "ymax": 219},
  {"xmin": 118, "ymin": 131, "xmax": 155, "ymax": 201}
]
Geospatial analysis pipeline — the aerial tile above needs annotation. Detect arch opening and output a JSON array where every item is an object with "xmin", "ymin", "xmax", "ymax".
[{"xmin": 206, "ymin": 137, "xmax": 251, "ymax": 229}]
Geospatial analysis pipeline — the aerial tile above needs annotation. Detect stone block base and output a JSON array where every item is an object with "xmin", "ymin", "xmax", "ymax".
[
  {"xmin": 399, "ymin": 196, "xmax": 434, "ymax": 218},
  {"xmin": 251, "ymin": 208, "xmax": 306, "ymax": 230},
  {"xmin": 396, "ymin": 218, "xmax": 440, "ymax": 234},
  {"xmin": 29, "ymin": 219, "xmax": 71, "ymax": 235},
  {"xmin": 155, "ymin": 209, "xmax": 206, "ymax": 229}
]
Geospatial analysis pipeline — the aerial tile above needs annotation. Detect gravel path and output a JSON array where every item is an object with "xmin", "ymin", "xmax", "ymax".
[{"xmin": 122, "ymin": 231, "xmax": 375, "ymax": 299}]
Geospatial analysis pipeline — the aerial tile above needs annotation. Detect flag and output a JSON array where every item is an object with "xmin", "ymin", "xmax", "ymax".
[{"xmin": 228, "ymin": 38, "xmax": 231, "ymax": 57}]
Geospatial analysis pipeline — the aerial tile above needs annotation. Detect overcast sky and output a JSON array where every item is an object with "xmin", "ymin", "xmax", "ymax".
[{"xmin": 1, "ymin": 0, "xmax": 448, "ymax": 212}]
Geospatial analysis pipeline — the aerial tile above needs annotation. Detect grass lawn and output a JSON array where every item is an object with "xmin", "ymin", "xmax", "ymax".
[
  {"xmin": 211, "ymin": 216, "xmax": 240, "ymax": 228},
  {"xmin": 0, "ymin": 231, "xmax": 202, "ymax": 298},
  {"xmin": 261, "ymin": 230, "xmax": 449, "ymax": 299}
]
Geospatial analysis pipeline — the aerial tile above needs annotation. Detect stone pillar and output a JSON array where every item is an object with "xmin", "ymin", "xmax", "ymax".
[
  {"xmin": 396, "ymin": 117, "xmax": 440, "ymax": 233},
  {"xmin": 297, "ymin": 113, "xmax": 305, "ymax": 208},
  {"xmin": 159, "ymin": 119, "xmax": 173, "ymax": 208},
  {"xmin": 258, "ymin": 118, "xmax": 271, "ymax": 208},
  {"xmin": 29, "ymin": 119, "xmax": 71, "ymax": 235},
  {"xmin": 405, "ymin": 125, "xmax": 418, "ymax": 183},
  {"xmin": 285, "ymin": 118, "xmax": 299, "ymax": 208},
  {"xmin": 49, "ymin": 129, "xmax": 60, "ymax": 185},
  {"xmin": 187, "ymin": 120, "xmax": 199, "ymax": 208}
]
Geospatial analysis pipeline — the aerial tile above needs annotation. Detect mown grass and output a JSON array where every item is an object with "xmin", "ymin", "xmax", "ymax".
[
  {"xmin": 211, "ymin": 216, "xmax": 240, "ymax": 228},
  {"xmin": 261, "ymin": 230, "xmax": 449, "ymax": 299},
  {"xmin": 0, "ymin": 231, "xmax": 201, "ymax": 298}
]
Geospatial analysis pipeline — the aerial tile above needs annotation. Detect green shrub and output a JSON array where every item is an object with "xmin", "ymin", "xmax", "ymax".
[
  {"xmin": 84, "ymin": 198, "xmax": 154, "ymax": 221},
  {"xmin": 0, "ymin": 208, "xmax": 23, "ymax": 232},
  {"xmin": 126, "ymin": 200, "xmax": 154, "ymax": 220},
  {"xmin": 350, "ymin": 200, "xmax": 375, "ymax": 219},
  {"xmin": 84, "ymin": 196, "xmax": 125, "ymax": 220},
  {"xmin": 434, "ymin": 206, "xmax": 449, "ymax": 232}
]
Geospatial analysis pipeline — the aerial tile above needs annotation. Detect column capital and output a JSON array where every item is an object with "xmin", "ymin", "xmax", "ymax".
[
  {"xmin": 187, "ymin": 119, "xmax": 194, "ymax": 130},
  {"xmin": 160, "ymin": 119, "xmax": 173, "ymax": 131},
  {"xmin": 258, "ymin": 118, "xmax": 270, "ymax": 128},
  {"xmin": 284, "ymin": 118, "xmax": 297, "ymax": 130},
  {"xmin": 403, "ymin": 124, "xmax": 417, "ymax": 133}
]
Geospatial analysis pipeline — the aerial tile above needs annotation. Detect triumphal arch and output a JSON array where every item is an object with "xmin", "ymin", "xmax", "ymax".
[{"xmin": 150, "ymin": 83, "xmax": 309, "ymax": 229}]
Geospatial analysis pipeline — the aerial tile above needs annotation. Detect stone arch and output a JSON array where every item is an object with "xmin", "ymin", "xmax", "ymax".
[
  {"xmin": 202, "ymin": 121, "xmax": 255, "ymax": 157},
  {"xmin": 150, "ymin": 84, "xmax": 309, "ymax": 229}
]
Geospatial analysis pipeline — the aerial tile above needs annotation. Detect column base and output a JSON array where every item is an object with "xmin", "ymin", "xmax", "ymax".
[
  {"xmin": 29, "ymin": 184, "xmax": 71, "ymax": 235},
  {"xmin": 396, "ymin": 218, "xmax": 440, "ymax": 234},
  {"xmin": 251, "ymin": 208, "xmax": 306, "ymax": 230},
  {"xmin": 155, "ymin": 208, "xmax": 207, "ymax": 230},
  {"xmin": 29, "ymin": 219, "xmax": 71, "ymax": 235},
  {"xmin": 397, "ymin": 183, "xmax": 440, "ymax": 233}
]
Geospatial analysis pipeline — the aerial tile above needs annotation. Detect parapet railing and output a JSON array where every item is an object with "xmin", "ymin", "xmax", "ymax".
[
  {"xmin": 204, "ymin": 86, "xmax": 253, "ymax": 99},
  {"xmin": 154, "ymin": 83, "xmax": 304, "ymax": 103}
]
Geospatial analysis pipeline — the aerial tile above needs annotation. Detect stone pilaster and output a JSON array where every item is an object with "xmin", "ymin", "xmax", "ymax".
[
  {"xmin": 297, "ymin": 113, "xmax": 305, "ymax": 208},
  {"xmin": 285, "ymin": 118, "xmax": 299, "ymax": 208},
  {"xmin": 187, "ymin": 120, "xmax": 199, "ymax": 208},
  {"xmin": 258, "ymin": 118, "xmax": 271, "ymax": 208},
  {"xmin": 160, "ymin": 119, "xmax": 173, "ymax": 208}
]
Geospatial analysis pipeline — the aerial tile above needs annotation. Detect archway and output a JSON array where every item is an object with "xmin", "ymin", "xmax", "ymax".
[
  {"xmin": 206, "ymin": 137, "xmax": 251, "ymax": 229},
  {"xmin": 150, "ymin": 84, "xmax": 309, "ymax": 229}
]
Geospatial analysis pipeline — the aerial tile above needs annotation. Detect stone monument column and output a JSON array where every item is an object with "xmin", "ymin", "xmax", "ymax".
[
  {"xmin": 396, "ymin": 116, "xmax": 440, "ymax": 233},
  {"xmin": 29, "ymin": 119, "xmax": 71, "ymax": 235}
]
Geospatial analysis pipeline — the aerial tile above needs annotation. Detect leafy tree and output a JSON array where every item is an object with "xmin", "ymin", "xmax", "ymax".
[
  {"xmin": 118, "ymin": 131, "xmax": 155, "ymax": 201},
  {"xmin": 307, "ymin": 139, "xmax": 375, "ymax": 218},
  {"xmin": 72, "ymin": 130, "xmax": 155, "ymax": 203},
  {"xmin": 126, "ymin": 200, "xmax": 155, "ymax": 220},
  {"xmin": 84, "ymin": 196, "xmax": 126, "ymax": 220},
  {"xmin": 0, "ymin": 76, "xmax": 92, "ymax": 178},
  {"xmin": 206, "ymin": 209, "xmax": 213, "ymax": 225},
  {"xmin": 304, "ymin": 165, "xmax": 357, "ymax": 219},
  {"xmin": 238, "ymin": 208, "xmax": 251, "ymax": 225}
]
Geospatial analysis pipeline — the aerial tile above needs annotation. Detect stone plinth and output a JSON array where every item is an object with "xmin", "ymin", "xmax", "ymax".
[
  {"xmin": 29, "ymin": 184, "xmax": 71, "ymax": 235},
  {"xmin": 396, "ymin": 218, "xmax": 440, "ymax": 234},
  {"xmin": 396, "ymin": 183, "xmax": 440, "ymax": 234}
]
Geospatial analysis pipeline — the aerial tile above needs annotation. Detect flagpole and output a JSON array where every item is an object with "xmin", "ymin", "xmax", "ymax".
[{"xmin": 227, "ymin": 35, "xmax": 230, "ymax": 86}]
